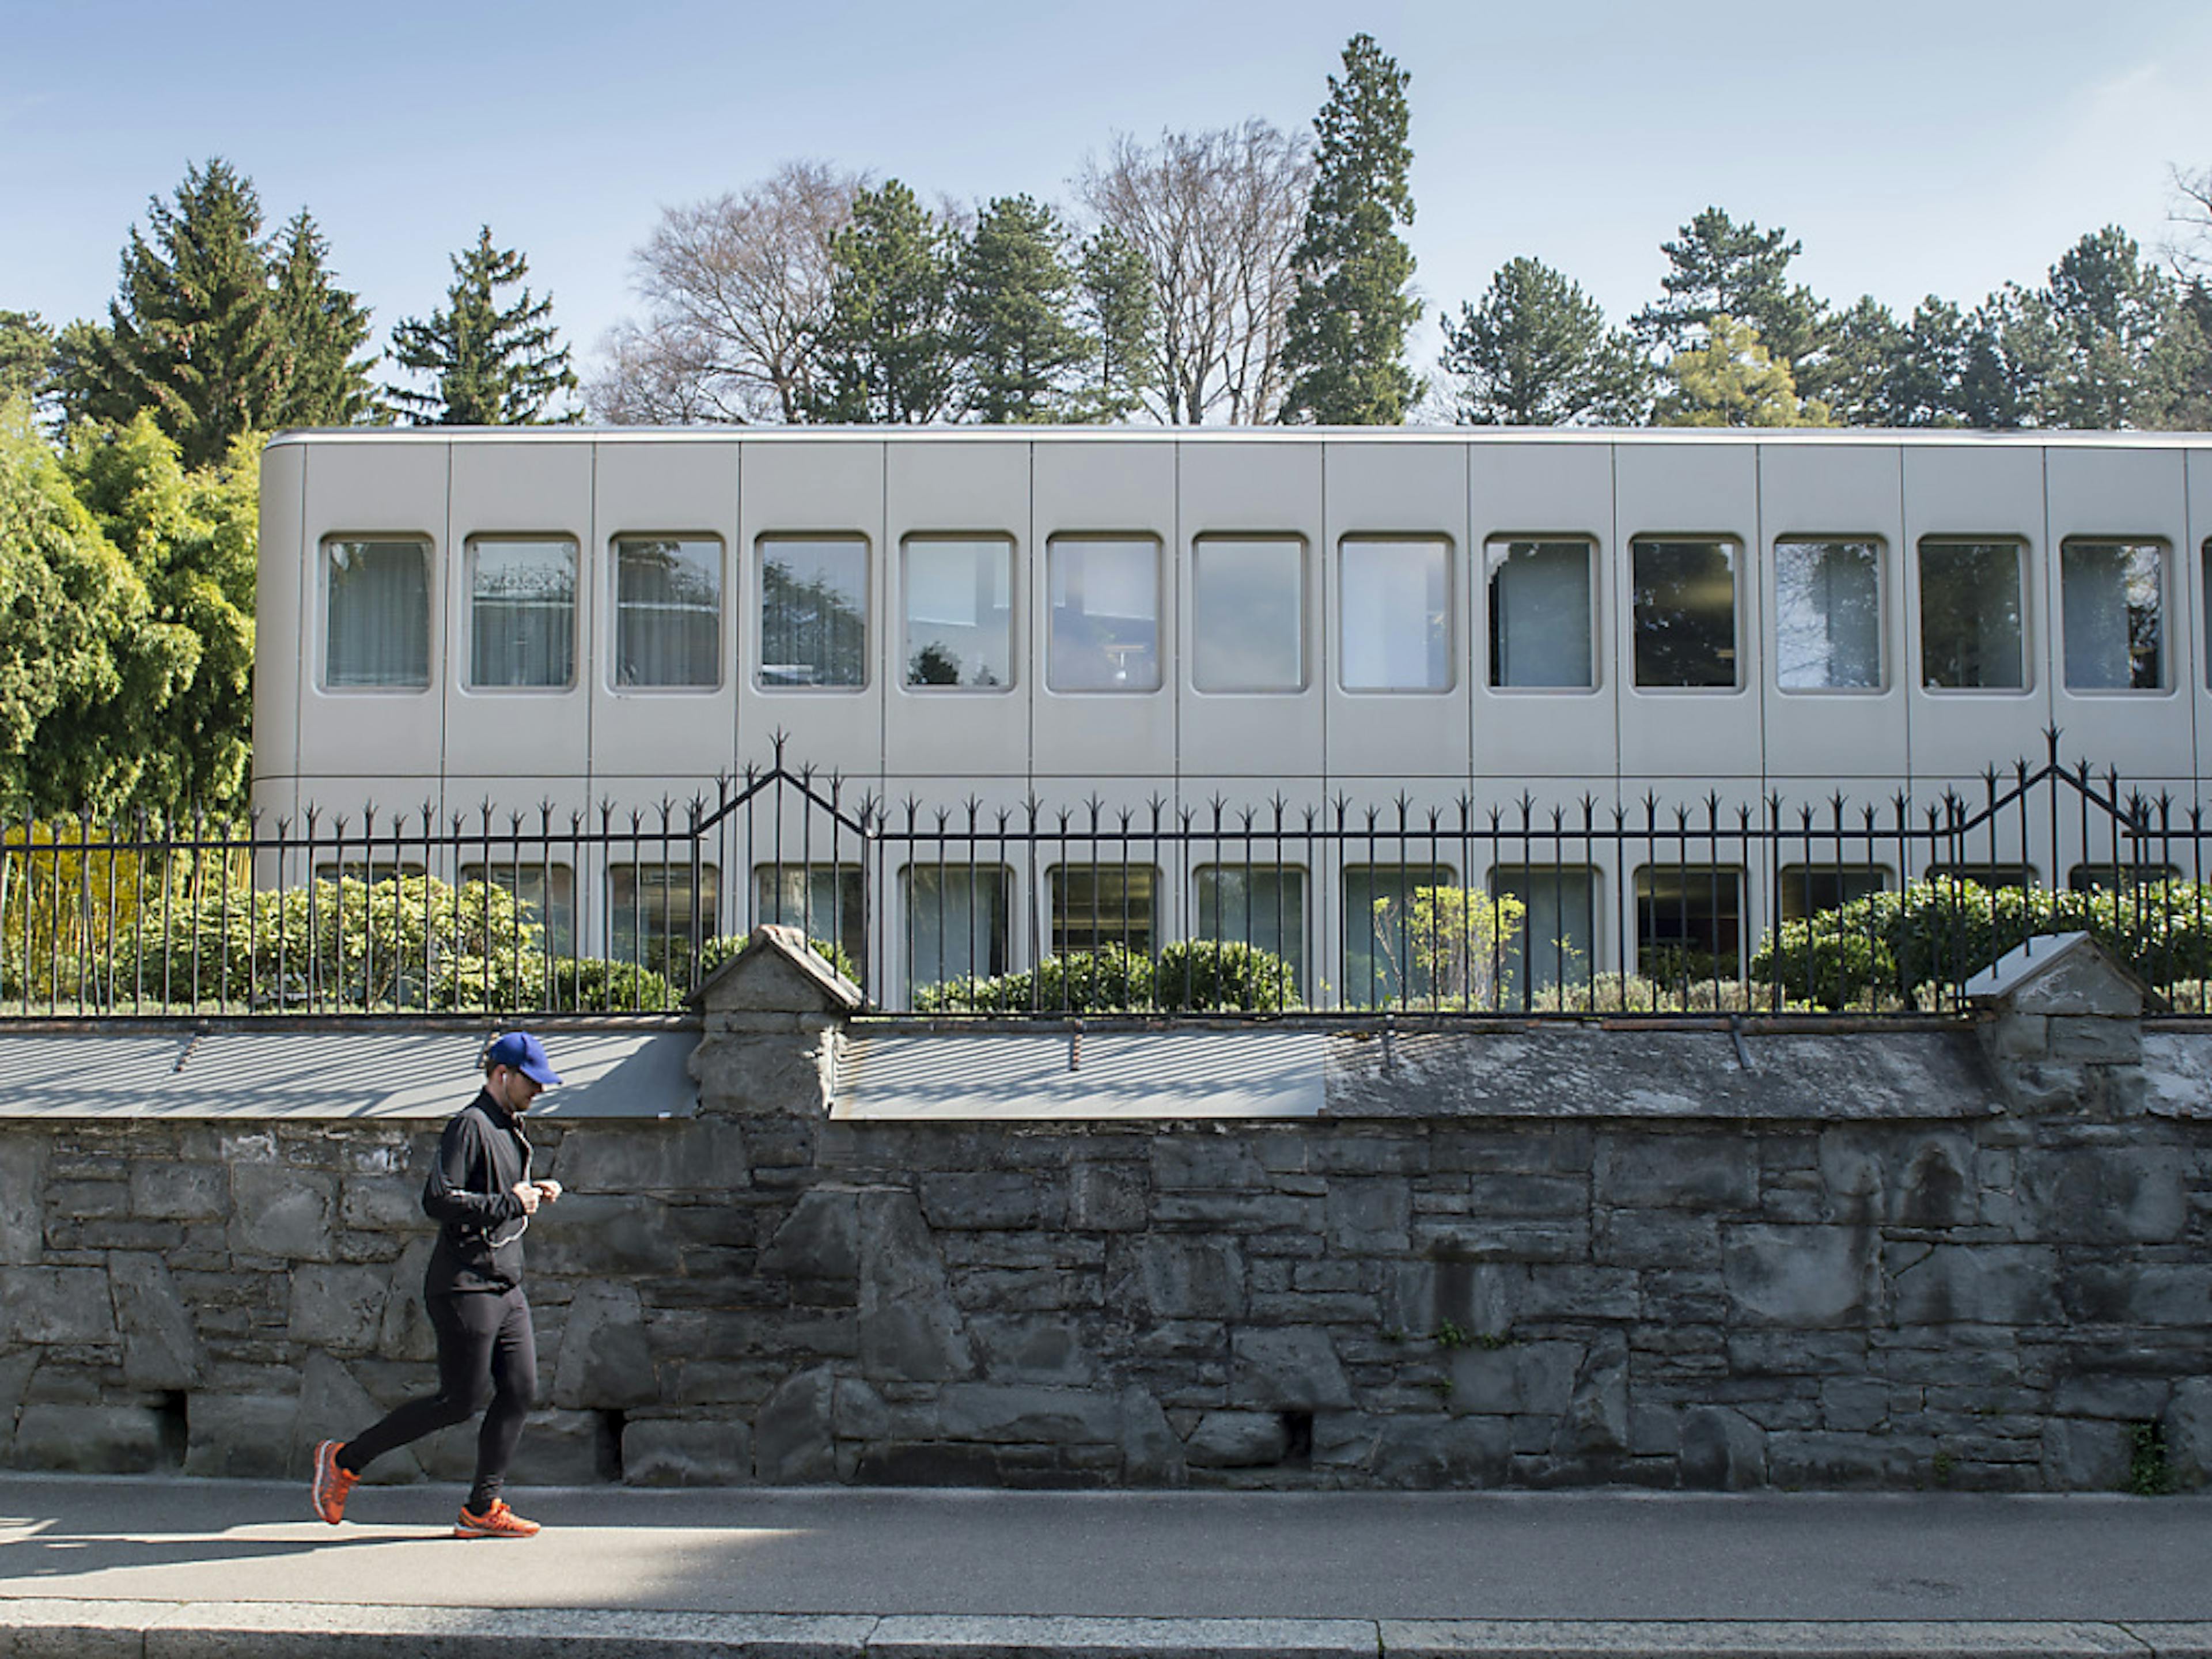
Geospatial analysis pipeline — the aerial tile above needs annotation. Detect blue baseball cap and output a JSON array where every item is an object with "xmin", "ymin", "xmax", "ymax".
[{"xmin": 484, "ymin": 1031, "xmax": 562, "ymax": 1088}]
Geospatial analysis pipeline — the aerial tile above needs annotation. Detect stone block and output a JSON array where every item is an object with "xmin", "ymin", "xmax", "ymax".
[
  {"xmin": 1597, "ymin": 1135, "xmax": 1758, "ymax": 1211},
  {"xmin": 110, "ymin": 1251, "xmax": 205, "ymax": 1389},
  {"xmin": 228, "ymin": 1164, "xmax": 335, "ymax": 1261},
  {"xmin": 834, "ymin": 1377, "xmax": 890, "ymax": 1440},
  {"xmin": 624, "ymin": 1416, "xmax": 755, "ymax": 1486},
  {"xmin": 293, "ymin": 1351, "xmax": 422, "ymax": 1484},
  {"xmin": 1820, "ymin": 1378, "xmax": 1891, "ymax": 1434},
  {"xmin": 184, "ymin": 1393, "xmax": 298, "ymax": 1478},
  {"xmin": 2166, "ymin": 1376, "xmax": 2212, "ymax": 1489},
  {"xmin": 1995, "ymin": 940, "xmax": 2146, "ymax": 1017},
  {"xmin": 1888, "ymin": 1245, "xmax": 2062, "ymax": 1328},
  {"xmin": 510, "ymin": 1408, "xmax": 608, "ymax": 1485},
  {"xmin": 1151, "ymin": 1137, "xmax": 1267, "ymax": 1190},
  {"xmin": 0, "ymin": 1139, "xmax": 44, "ymax": 1266},
  {"xmin": 1183, "ymin": 1410, "xmax": 1289, "ymax": 1468},
  {"xmin": 130, "ymin": 1158, "xmax": 226, "ymax": 1221},
  {"xmin": 1367, "ymin": 1416, "xmax": 1510, "ymax": 1487},
  {"xmin": 2048, "ymin": 1017, "xmax": 2141, "ymax": 1063},
  {"xmin": 2066, "ymin": 1265, "xmax": 2212, "ymax": 1327},
  {"xmin": 753, "ymin": 1364, "xmax": 836, "ymax": 1483},
  {"xmin": 921, "ymin": 1172, "xmax": 1041, "ymax": 1230},
  {"xmin": 0, "ymin": 1266, "xmax": 116, "ymax": 1344},
  {"xmin": 1229, "ymin": 1328, "xmax": 1352, "ymax": 1410},
  {"xmin": 761, "ymin": 1188, "xmax": 861, "ymax": 1280},
  {"xmin": 1068, "ymin": 1163, "xmax": 1147, "ymax": 1232},
  {"xmin": 288, "ymin": 1264, "xmax": 389, "ymax": 1351},
  {"xmin": 968, "ymin": 1315, "xmax": 1099, "ymax": 1384},
  {"xmin": 556, "ymin": 1120, "xmax": 752, "ymax": 1195},
  {"xmin": 934, "ymin": 1384, "xmax": 1122, "ymax": 1444},
  {"xmin": 1119, "ymin": 1386, "xmax": 1184, "ymax": 1484},
  {"xmin": 12, "ymin": 1404, "xmax": 163, "ymax": 1473},
  {"xmin": 691, "ymin": 1028, "xmax": 836, "ymax": 1118},
  {"xmin": 2052, "ymin": 1373, "xmax": 2172, "ymax": 1421},
  {"xmin": 376, "ymin": 1239, "xmax": 438, "ymax": 1361},
  {"xmin": 1764, "ymin": 1430, "xmax": 1915, "ymax": 1488},
  {"xmin": 1680, "ymin": 1406, "xmax": 1766, "ymax": 1489},
  {"xmin": 859, "ymin": 1191, "xmax": 974, "ymax": 1381},
  {"xmin": 1986, "ymin": 1012, "xmax": 2049, "ymax": 1060},
  {"xmin": 1139, "ymin": 1237, "xmax": 1247, "ymax": 1321},
  {"xmin": 1567, "ymin": 1341, "xmax": 1630, "ymax": 1456},
  {"xmin": 552, "ymin": 1282, "xmax": 660, "ymax": 1410},
  {"xmin": 524, "ymin": 1194, "xmax": 682, "ymax": 1277},
  {"xmin": 338, "ymin": 1174, "xmax": 424, "ymax": 1232},
  {"xmin": 1449, "ymin": 1342, "xmax": 1579, "ymax": 1418},
  {"xmin": 1722, "ymin": 1224, "xmax": 1871, "ymax": 1327},
  {"xmin": 2019, "ymin": 1146, "xmax": 2186, "ymax": 1243},
  {"xmin": 2042, "ymin": 1417, "xmax": 2133, "ymax": 1490},
  {"xmin": 1630, "ymin": 1404, "xmax": 1681, "ymax": 1457}
]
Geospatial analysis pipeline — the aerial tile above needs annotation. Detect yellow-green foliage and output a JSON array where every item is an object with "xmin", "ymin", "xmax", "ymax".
[{"xmin": 1370, "ymin": 884, "xmax": 1528, "ymax": 1009}]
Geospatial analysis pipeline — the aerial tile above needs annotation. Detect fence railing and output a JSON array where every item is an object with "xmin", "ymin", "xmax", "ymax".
[{"xmin": 5, "ymin": 734, "xmax": 2207, "ymax": 1021}]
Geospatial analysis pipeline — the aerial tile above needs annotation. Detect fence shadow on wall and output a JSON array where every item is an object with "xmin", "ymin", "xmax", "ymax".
[{"xmin": 4, "ymin": 732, "xmax": 2207, "ymax": 1021}]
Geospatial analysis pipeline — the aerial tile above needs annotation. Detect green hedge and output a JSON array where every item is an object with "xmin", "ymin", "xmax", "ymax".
[
  {"xmin": 1750, "ymin": 878, "xmax": 2212, "ymax": 1007},
  {"xmin": 913, "ymin": 939, "xmax": 1299, "ymax": 1014}
]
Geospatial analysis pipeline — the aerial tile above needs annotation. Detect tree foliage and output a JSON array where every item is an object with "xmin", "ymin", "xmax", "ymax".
[
  {"xmin": 588, "ymin": 160, "xmax": 862, "ymax": 424},
  {"xmin": 0, "ymin": 312, "xmax": 55, "ymax": 413},
  {"xmin": 1442, "ymin": 257, "xmax": 1646, "ymax": 425},
  {"xmin": 1280, "ymin": 33, "xmax": 1420, "ymax": 425},
  {"xmin": 1634, "ymin": 207, "xmax": 1830, "ymax": 387},
  {"xmin": 805, "ymin": 181, "xmax": 961, "ymax": 423},
  {"xmin": 955, "ymin": 195, "xmax": 1093, "ymax": 423},
  {"xmin": 1655, "ymin": 315, "xmax": 1832, "ymax": 427},
  {"xmin": 387, "ymin": 227, "xmax": 578, "ymax": 425},
  {"xmin": 268, "ymin": 209, "xmax": 380, "ymax": 427},
  {"xmin": 1077, "ymin": 121, "xmax": 1311, "ymax": 423},
  {"xmin": 1073, "ymin": 226, "xmax": 1157, "ymax": 422}
]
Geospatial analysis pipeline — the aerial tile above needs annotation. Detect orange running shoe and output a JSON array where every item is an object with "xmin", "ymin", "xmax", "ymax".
[
  {"xmin": 310, "ymin": 1440, "xmax": 358, "ymax": 1525},
  {"xmin": 454, "ymin": 1498, "xmax": 541, "ymax": 1539}
]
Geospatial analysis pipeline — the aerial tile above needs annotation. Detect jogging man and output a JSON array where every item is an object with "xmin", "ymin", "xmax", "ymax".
[{"xmin": 312, "ymin": 1031, "xmax": 563, "ymax": 1538}]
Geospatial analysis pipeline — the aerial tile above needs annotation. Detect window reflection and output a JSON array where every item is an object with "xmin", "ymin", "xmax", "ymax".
[
  {"xmin": 1193, "ymin": 537, "xmax": 1304, "ymax": 692},
  {"xmin": 760, "ymin": 537, "xmax": 868, "ymax": 688},
  {"xmin": 615, "ymin": 536, "xmax": 721, "ymax": 689},
  {"xmin": 1919, "ymin": 540, "xmax": 2024, "ymax": 690},
  {"xmin": 1774, "ymin": 539, "xmax": 1880, "ymax": 691},
  {"xmin": 2061, "ymin": 540, "xmax": 2161, "ymax": 691},
  {"xmin": 1487, "ymin": 540, "xmax": 1593, "ymax": 690},
  {"xmin": 1340, "ymin": 538, "xmax": 1449, "ymax": 691},
  {"xmin": 904, "ymin": 537, "xmax": 1012, "ymax": 689},
  {"xmin": 1048, "ymin": 537, "xmax": 1160, "ymax": 691},
  {"xmin": 1633, "ymin": 539, "xmax": 1737, "ymax": 688}
]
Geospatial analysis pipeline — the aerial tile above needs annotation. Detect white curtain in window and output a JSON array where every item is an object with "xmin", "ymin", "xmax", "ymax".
[
  {"xmin": 904, "ymin": 539, "xmax": 1012, "ymax": 688},
  {"xmin": 325, "ymin": 540, "xmax": 430, "ymax": 689},
  {"xmin": 904, "ymin": 866, "xmax": 1010, "ymax": 986},
  {"xmin": 469, "ymin": 538, "xmax": 576, "ymax": 689},
  {"xmin": 1047, "ymin": 538, "xmax": 1160, "ymax": 691},
  {"xmin": 616, "ymin": 537, "xmax": 721, "ymax": 688},
  {"xmin": 1774, "ymin": 540, "xmax": 1880, "ymax": 690},
  {"xmin": 1193, "ymin": 539, "xmax": 1303, "ymax": 691},
  {"xmin": 1341, "ymin": 539, "xmax": 1448, "ymax": 691},
  {"xmin": 2062, "ymin": 541, "xmax": 2161, "ymax": 690},
  {"xmin": 1487, "ymin": 541, "xmax": 1592, "ymax": 688}
]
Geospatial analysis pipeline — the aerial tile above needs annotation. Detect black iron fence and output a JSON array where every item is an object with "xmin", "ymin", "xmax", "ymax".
[{"xmin": 5, "ymin": 734, "xmax": 2208, "ymax": 1021}]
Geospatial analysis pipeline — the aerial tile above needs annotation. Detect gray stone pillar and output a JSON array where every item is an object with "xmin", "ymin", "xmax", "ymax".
[
  {"xmin": 1964, "ymin": 931, "xmax": 2149, "ymax": 1114},
  {"xmin": 687, "ymin": 924, "xmax": 864, "ymax": 1122}
]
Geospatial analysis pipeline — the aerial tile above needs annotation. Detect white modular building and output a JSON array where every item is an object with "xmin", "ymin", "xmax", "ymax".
[{"xmin": 252, "ymin": 426, "xmax": 2212, "ymax": 998}]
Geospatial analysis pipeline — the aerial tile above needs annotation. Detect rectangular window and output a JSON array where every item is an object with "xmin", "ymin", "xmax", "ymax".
[
  {"xmin": 1487, "ymin": 539, "xmax": 1594, "ymax": 689},
  {"xmin": 1047, "ymin": 536, "xmax": 1160, "ymax": 691},
  {"xmin": 1049, "ymin": 863, "xmax": 1157, "ymax": 956},
  {"xmin": 2061, "ymin": 539, "xmax": 2162, "ymax": 691},
  {"xmin": 2069, "ymin": 863, "xmax": 2179, "ymax": 893},
  {"xmin": 1192, "ymin": 536, "xmax": 1304, "ymax": 692},
  {"xmin": 903, "ymin": 865, "xmax": 1010, "ymax": 989},
  {"xmin": 460, "ymin": 861, "xmax": 577, "ymax": 956},
  {"xmin": 1340, "ymin": 537, "xmax": 1450, "ymax": 691},
  {"xmin": 1341, "ymin": 863, "xmax": 1454, "ymax": 1007},
  {"xmin": 1774, "ymin": 538, "xmax": 1882, "ymax": 691},
  {"xmin": 1634, "ymin": 866, "xmax": 1744, "ymax": 979},
  {"xmin": 1775, "ymin": 865, "xmax": 1888, "ymax": 924},
  {"xmin": 1921, "ymin": 863, "xmax": 2035, "ymax": 890},
  {"xmin": 1919, "ymin": 539, "xmax": 2025, "ymax": 690},
  {"xmin": 755, "ymin": 863, "xmax": 866, "ymax": 976},
  {"xmin": 1194, "ymin": 864, "xmax": 1306, "ymax": 990},
  {"xmin": 614, "ymin": 536, "xmax": 721, "ymax": 689},
  {"xmin": 1488, "ymin": 865, "xmax": 1599, "ymax": 997},
  {"xmin": 759, "ymin": 537, "xmax": 868, "ymax": 688},
  {"xmin": 324, "ymin": 537, "xmax": 430, "ymax": 690},
  {"xmin": 468, "ymin": 536, "xmax": 576, "ymax": 690},
  {"xmin": 903, "ymin": 536, "xmax": 1012, "ymax": 689},
  {"xmin": 608, "ymin": 862, "xmax": 720, "ymax": 964},
  {"xmin": 1632, "ymin": 538, "xmax": 1738, "ymax": 688}
]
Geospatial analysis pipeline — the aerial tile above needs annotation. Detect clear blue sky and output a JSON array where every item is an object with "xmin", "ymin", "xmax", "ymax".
[{"xmin": 5, "ymin": 0, "xmax": 2209, "ymax": 392}]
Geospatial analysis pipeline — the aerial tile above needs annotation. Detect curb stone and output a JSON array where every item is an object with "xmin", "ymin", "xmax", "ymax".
[{"xmin": 1, "ymin": 1605, "xmax": 2210, "ymax": 1658}]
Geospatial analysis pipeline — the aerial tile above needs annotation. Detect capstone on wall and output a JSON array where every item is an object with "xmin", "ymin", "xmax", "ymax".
[{"xmin": 1, "ymin": 931, "xmax": 2207, "ymax": 1493}]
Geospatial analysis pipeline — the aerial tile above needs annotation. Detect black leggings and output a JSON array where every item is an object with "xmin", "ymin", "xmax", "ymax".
[{"xmin": 340, "ymin": 1286, "xmax": 536, "ymax": 1510}]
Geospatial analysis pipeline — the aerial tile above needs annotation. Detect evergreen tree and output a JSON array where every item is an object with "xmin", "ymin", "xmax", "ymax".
[
  {"xmin": 1634, "ymin": 208, "xmax": 1830, "ymax": 391},
  {"xmin": 1654, "ymin": 315, "xmax": 1831, "ymax": 427},
  {"xmin": 1880, "ymin": 298, "xmax": 1974, "ymax": 427},
  {"xmin": 0, "ymin": 311, "xmax": 54, "ymax": 411},
  {"xmin": 2039, "ymin": 226, "xmax": 2171, "ymax": 429},
  {"xmin": 955, "ymin": 196, "xmax": 1092, "ymax": 423},
  {"xmin": 806, "ymin": 181, "xmax": 960, "ymax": 424},
  {"xmin": 67, "ymin": 159, "xmax": 287, "ymax": 468},
  {"xmin": 269, "ymin": 209, "xmax": 378, "ymax": 427},
  {"xmin": 1441, "ymin": 257, "xmax": 1647, "ymax": 425},
  {"xmin": 387, "ymin": 228, "xmax": 578, "ymax": 425},
  {"xmin": 1073, "ymin": 227, "xmax": 1156, "ymax": 423},
  {"xmin": 1815, "ymin": 297, "xmax": 1908, "ymax": 426},
  {"xmin": 1279, "ymin": 33, "xmax": 1421, "ymax": 425}
]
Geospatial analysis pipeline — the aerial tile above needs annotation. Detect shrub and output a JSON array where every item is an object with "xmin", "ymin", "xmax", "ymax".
[
  {"xmin": 914, "ymin": 944, "xmax": 1156, "ymax": 1013},
  {"xmin": 1153, "ymin": 938, "xmax": 1300, "ymax": 1012},
  {"xmin": 542, "ymin": 955, "xmax": 678, "ymax": 1012}
]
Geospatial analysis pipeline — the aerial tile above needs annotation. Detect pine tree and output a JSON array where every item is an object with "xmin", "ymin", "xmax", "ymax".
[
  {"xmin": 0, "ymin": 311, "xmax": 55, "ymax": 411},
  {"xmin": 1073, "ymin": 228, "xmax": 1157, "ymax": 423},
  {"xmin": 1441, "ymin": 257, "xmax": 1646, "ymax": 425},
  {"xmin": 269, "ymin": 210, "xmax": 378, "ymax": 427},
  {"xmin": 1634, "ymin": 209, "xmax": 1830, "ymax": 390},
  {"xmin": 955, "ymin": 196, "xmax": 1092, "ymax": 423},
  {"xmin": 805, "ymin": 182, "xmax": 960, "ymax": 424},
  {"xmin": 1279, "ymin": 33, "xmax": 1420, "ymax": 425},
  {"xmin": 1654, "ymin": 315, "xmax": 1831, "ymax": 427},
  {"xmin": 69, "ymin": 159, "xmax": 288, "ymax": 468},
  {"xmin": 387, "ymin": 228, "xmax": 578, "ymax": 425}
]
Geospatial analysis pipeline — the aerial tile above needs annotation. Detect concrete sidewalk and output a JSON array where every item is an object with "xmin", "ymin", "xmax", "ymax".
[{"xmin": 1, "ymin": 1474, "xmax": 2209, "ymax": 1656}]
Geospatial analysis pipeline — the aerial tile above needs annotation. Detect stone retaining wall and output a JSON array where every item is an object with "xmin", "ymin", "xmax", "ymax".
[{"xmin": 1, "ymin": 931, "xmax": 2207, "ymax": 1492}]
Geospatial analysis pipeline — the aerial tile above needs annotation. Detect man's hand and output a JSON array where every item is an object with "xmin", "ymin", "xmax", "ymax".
[
  {"xmin": 533, "ymin": 1179, "xmax": 563, "ymax": 1205},
  {"xmin": 512, "ymin": 1180, "xmax": 543, "ymax": 1214}
]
